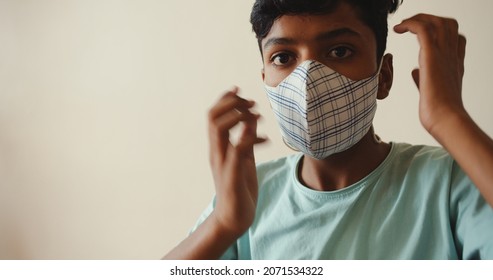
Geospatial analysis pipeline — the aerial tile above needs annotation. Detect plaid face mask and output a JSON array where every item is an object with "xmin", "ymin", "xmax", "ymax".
[{"xmin": 264, "ymin": 60, "xmax": 380, "ymax": 159}]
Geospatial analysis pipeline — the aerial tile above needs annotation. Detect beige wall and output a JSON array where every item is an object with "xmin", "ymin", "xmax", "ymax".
[{"xmin": 0, "ymin": 0, "xmax": 492, "ymax": 259}]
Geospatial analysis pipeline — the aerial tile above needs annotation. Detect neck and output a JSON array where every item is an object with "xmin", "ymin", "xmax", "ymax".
[{"xmin": 298, "ymin": 130, "xmax": 391, "ymax": 192}]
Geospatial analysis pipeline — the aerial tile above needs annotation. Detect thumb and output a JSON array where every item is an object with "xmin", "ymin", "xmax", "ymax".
[{"xmin": 412, "ymin": 68, "xmax": 420, "ymax": 89}]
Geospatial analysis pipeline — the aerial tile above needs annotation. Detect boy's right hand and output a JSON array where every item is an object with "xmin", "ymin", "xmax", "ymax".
[
  {"xmin": 207, "ymin": 87, "xmax": 267, "ymax": 238},
  {"xmin": 163, "ymin": 87, "xmax": 266, "ymax": 259}
]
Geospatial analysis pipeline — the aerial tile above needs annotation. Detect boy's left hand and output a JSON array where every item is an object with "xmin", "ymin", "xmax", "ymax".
[
  {"xmin": 395, "ymin": 14, "xmax": 493, "ymax": 208},
  {"xmin": 394, "ymin": 14, "xmax": 467, "ymax": 137}
]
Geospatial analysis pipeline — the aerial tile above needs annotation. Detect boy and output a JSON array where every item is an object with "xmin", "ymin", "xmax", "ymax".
[{"xmin": 165, "ymin": 0, "xmax": 493, "ymax": 259}]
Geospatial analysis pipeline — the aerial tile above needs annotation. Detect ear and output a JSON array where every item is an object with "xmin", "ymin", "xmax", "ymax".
[
  {"xmin": 377, "ymin": 53, "xmax": 393, "ymax": 100},
  {"xmin": 261, "ymin": 68, "xmax": 265, "ymax": 82}
]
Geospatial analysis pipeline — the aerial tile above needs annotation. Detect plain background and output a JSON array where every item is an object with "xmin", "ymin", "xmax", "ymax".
[{"xmin": 0, "ymin": 0, "xmax": 492, "ymax": 259}]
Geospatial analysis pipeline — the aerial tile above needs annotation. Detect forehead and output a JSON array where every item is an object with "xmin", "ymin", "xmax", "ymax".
[{"xmin": 261, "ymin": 3, "xmax": 375, "ymax": 51}]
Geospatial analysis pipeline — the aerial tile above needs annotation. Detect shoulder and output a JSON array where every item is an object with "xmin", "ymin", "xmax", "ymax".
[
  {"xmin": 390, "ymin": 142, "xmax": 453, "ymax": 171},
  {"xmin": 256, "ymin": 153, "xmax": 301, "ymax": 176},
  {"xmin": 388, "ymin": 143, "xmax": 479, "ymax": 203},
  {"xmin": 376, "ymin": 142, "xmax": 459, "ymax": 192},
  {"xmin": 392, "ymin": 142, "xmax": 449, "ymax": 160},
  {"xmin": 255, "ymin": 153, "xmax": 302, "ymax": 188}
]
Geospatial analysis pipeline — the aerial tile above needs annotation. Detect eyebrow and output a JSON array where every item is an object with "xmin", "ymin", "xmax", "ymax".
[
  {"xmin": 262, "ymin": 27, "xmax": 361, "ymax": 51},
  {"xmin": 262, "ymin": 37, "xmax": 297, "ymax": 51},
  {"xmin": 315, "ymin": 27, "xmax": 360, "ymax": 42}
]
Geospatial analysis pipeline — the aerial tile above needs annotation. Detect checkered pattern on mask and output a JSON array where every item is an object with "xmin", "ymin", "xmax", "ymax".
[{"xmin": 265, "ymin": 60, "xmax": 379, "ymax": 159}]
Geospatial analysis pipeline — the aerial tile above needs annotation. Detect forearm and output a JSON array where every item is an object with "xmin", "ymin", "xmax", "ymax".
[
  {"xmin": 163, "ymin": 212, "xmax": 241, "ymax": 260},
  {"xmin": 430, "ymin": 111, "xmax": 493, "ymax": 207}
]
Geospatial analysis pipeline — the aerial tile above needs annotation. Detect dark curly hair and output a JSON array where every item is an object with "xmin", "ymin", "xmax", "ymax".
[{"xmin": 250, "ymin": 0, "xmax": 403, "ymax": 61}]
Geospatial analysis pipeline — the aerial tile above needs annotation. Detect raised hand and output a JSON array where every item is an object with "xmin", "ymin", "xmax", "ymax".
[
  {"xmin": 394, "ymin": 14, "xmax": 467, "ymax": 135},
  {"xmin": 163, "ymin": 87, "xmax": 266, "ymax": 259},
  {"xmin": 207, "ymin": 87, "xmax": 267, "ymax": 236},
  {"xmin": 395, "ymin": 14, "xmax": 493, "ymax": 207}
]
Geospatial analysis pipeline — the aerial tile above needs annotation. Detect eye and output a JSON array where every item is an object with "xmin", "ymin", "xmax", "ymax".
[
  {"xmin": 328, "ymin": 46, "xmax": 353, "ymax": 59},
  {"xmin": 271, "ymin": 53, "xmax": 294, "ymax": 66}
]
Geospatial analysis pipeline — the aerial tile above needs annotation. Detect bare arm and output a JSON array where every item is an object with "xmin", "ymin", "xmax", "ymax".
[
  {"xmin": 395, "ymin": 14, "xmax": 493, "ymax": 207},
  {"xmin": 163, "ymin": 87, "xmax": 266, "ymax": 259}
]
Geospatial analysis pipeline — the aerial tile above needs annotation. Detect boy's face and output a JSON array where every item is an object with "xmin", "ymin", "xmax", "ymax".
[{"xmin": 261, "ymin": 2, "xmax": 379, "ymax": 87}]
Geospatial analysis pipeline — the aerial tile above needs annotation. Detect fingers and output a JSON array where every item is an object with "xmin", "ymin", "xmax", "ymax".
[
  {"xmin": 458, "ymin": 35, "xmax": 467, "ymax": 78},
  {"xmin": 411, "ymin": 68, "xmax": 420, "ymax": 89},
  {"xmin": 394, "ymin": 14, "xmax": 465, "ymax": 59},
  {"xmin": 235, "ymin": 120, "xmax": 268, "ymax": 157},
  {"xmin": 394, "ymin": 14, "xmax": 466, "ymax": 87},
  {"xmin": 394, "ymin": 14, "xmax": 468, "ymax": 133},
  {"xmin": 208, "ymin": 88, "xmax": 254, "ymax": 123},
  {"xmin": 208, "ymin": 87, "xmax": 263, "ymax": 164},
  {"xmin": 394, "ymin": 14, "xmax": 460, "ymax": 49},
  {"xmin": 394, "ymin": 14, "xmax": 458, "ymax": 35}
]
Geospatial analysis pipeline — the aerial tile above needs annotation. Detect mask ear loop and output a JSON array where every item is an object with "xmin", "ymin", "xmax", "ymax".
[
  {"xmin": 375, "ymin": 56, "xmax": 385, "ymax": 76},
  {"xmin": 281, "ymin": 136, "xmax": 301, "ymax": 152}
]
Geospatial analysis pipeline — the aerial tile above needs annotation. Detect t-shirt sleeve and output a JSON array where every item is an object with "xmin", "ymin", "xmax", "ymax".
[
  {"xmin": 189, "ymin": 198, "xmax": 239, "ymax": 260},
  {"xmin": 449, "ymin": 161, "xmax": 493, "ymax": 259}
]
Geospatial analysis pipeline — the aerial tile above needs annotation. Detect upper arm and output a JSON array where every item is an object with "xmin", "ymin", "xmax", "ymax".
[{"xmin": 449, "ymin": 162, "xmax": 493, "ymax": 259}]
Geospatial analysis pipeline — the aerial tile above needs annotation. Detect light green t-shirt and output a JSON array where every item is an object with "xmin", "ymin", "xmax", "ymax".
[{"xmin": 193, "ymin": 143, "xmax": 493, "ymax": 259}]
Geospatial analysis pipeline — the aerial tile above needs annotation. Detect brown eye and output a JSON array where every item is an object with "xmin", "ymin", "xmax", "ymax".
[
  {"xmin": 329, "ymin": 47, "xmax": 353, "ymax": 59},
  {"xmin": 272, "ymin": 53, "xmax": 293, "ymax": 66}
]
